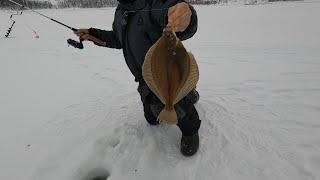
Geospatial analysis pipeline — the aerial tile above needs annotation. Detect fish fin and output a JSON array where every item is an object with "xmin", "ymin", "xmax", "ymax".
[
  {"xmin": 142, "ymin": 38, "xmax": 166, "ymax": 104},
  {"xmin": 174, "ymin": 52, "xmax": 199, "ymax": 103},
  {"xmin": 157, "ymin": 109, "xmax": 178, "ymax": 125}
]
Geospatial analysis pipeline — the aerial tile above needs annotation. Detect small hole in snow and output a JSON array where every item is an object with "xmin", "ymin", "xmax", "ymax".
[{"xmin": 84, "ymin": 167, "xmax": 110, "ymax": 180}]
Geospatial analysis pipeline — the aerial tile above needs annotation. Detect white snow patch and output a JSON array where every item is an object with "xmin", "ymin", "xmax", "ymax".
[{"xmin": 0, "ymin": 1, "xmax": 320, "ymax": 180}]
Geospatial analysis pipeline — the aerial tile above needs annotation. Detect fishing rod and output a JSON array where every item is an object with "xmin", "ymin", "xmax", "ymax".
[{"xmin": 5, "ymin": 0, "xmax": 106, "ymax": 49}]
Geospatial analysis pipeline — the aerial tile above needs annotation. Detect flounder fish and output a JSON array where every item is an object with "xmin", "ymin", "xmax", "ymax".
[{"xmin": 142, "ymin": 30, "xmax": 199, "ymax": 124}]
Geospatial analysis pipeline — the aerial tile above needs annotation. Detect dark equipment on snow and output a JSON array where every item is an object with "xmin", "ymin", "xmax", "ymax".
[
  {"xmin": 4, "ymin": 0, "xmax": 104, "ymax": 49},
  {"xmin": 5, "ymin": 8, "xmax": 23, "ymax": 38}
]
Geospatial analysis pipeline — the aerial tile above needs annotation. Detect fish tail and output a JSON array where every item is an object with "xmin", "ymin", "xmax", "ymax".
[{"xmin": 157, "ymin": 108, "xmax": 178, "ymax": 125}]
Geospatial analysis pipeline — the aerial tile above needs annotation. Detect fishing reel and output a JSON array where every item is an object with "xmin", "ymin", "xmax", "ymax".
[{"xmin": 67, "ymin": 38, "xmax": 84, "ymax": 49}]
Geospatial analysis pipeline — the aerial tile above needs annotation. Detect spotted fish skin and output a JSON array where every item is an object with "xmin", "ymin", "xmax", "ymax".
[{"xmin": 142, "ymin": 30, "xmax": 199, "ymax": 124}]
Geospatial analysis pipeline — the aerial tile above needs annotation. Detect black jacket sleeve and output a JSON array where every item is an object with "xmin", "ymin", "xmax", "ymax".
[
  {"xmin": 88, "ymin": 24, "xmax": 122, "ymax": 49},
  {"xmin": 150, "ymin": 0, "xmax": 198, "ymax": 41},
  {"xmin": 175, "ymin": 6, "xmax": 198, "ymax": 40}
]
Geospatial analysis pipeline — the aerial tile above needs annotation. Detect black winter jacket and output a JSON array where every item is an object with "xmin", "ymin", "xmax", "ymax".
[{"xmin": 88, "ymin": 0, "xmax": 198, "ymax": 82}]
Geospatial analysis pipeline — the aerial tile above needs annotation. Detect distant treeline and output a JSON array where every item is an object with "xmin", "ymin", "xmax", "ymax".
[
  {"xmin": 56, "ymin": 0, "xmax": 118, "ymax": 8},
  {"xmin": 268, "ymin": 0, "xmax": 302, "ymax": 1},
  {"xmin": 55, "ymin": 0, "xmax": 217, "ymax": 8},
  {"xmin": 0, "ymin": 0, "xmax": 303, "ymax": 9},
  {"xmin": 0, "ymin": 0, "xmax": 53, "ymax": 9}
]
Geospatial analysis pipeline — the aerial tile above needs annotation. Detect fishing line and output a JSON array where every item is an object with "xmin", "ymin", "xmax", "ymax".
[{"xmin": 22, "ymin": 12, "xmax": 40, "ymax": 39}]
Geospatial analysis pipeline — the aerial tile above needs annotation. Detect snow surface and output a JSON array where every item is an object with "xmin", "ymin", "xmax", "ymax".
[{"xmin": 1, "ymin": 1, "xmax": 320, "ymax": 180}]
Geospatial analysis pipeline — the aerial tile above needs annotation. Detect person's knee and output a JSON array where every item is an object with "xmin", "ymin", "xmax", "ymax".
[{"xmin": 144, "ymin": 110, "xmax": 159, "ymax": 125}]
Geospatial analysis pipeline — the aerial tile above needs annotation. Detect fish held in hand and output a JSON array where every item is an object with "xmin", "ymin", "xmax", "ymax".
[{"xmin": 142, "ymin": 30, "xmax": 199, "ymax": 124}]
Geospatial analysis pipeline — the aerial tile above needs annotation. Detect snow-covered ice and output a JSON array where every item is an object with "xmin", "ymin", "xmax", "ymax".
[{"xmin": 1, "ymin": 1, "xmax": 320, "ymax": 180}]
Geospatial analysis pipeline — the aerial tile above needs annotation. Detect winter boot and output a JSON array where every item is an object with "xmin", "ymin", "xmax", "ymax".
[{"xmin": 180, "ymin": 132, "xmax": 199, "ymax": 156}]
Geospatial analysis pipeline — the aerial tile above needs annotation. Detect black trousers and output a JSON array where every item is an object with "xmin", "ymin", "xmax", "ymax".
[{"xmin": 137, "ymin": 81, "xmax": 201, "ymax": 136}]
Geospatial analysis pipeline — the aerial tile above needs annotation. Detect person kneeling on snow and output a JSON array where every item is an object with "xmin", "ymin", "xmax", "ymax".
[{"xmin": 74, "ymin": 0, "xmax": 201, "ymax": 156}]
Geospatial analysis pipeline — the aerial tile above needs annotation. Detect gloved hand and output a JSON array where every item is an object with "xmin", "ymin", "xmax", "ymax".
[
  {"xmin": 73, "ymin": 28, "xmax": 94, "ymax": 41},
  {"xmin": 73, "ymin": 28, "xmax": 106, "ymax": 46},
  {"xmin": 166, "ymin": 2, "xmax": 192, "ymax": 32}
]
